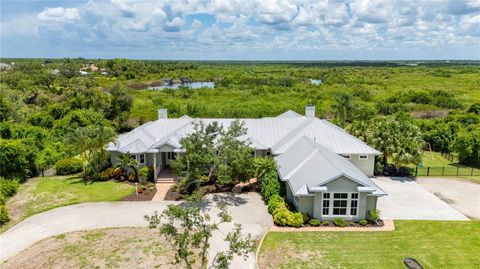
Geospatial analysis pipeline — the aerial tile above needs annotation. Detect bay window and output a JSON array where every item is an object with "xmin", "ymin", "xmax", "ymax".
[{"xmin": 322, "ymin": 192, "xmax": 359, "ymax": 217}]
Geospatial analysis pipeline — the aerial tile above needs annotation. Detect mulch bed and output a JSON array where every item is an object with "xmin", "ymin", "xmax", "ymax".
[{"xmin": 121, "ymin": 188, "xmax": 157, "ymax": 201}]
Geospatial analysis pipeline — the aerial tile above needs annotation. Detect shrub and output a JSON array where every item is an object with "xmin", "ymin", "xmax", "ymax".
[
  {"xmin": 100, "ymin": 167, "xmax": 122, "ymax": 181},
  {"xmin": 273, "ymin": 208, "xmax": 290, "ymax": 226},
  {"xmin": 369, "ymin": 209, "xmax": 381, "ymax": 223},
  {"xmin": 301, "ymin": 212, "xmax": 310, "ymax": 224},
  {"xmin": 289, "ymin": 212, "xmax": 304, "ymax": 228},
  {"xmin": 260, "ymin": 170, "xmax": 280, "ymax": 202},
  {"xmin": 267, "ymin": 194, "xmax": 284, "ymax": 214},
  {"xmin": 55, "ymin": 158, "xmax": 84, "ymax": 175},
  {"xmin": 138, "ymin": 166, "xmax": 150, "ymax": 184},
  {"xmin": 309, "ymin": 218, "xmax": 321, "ymax": 227},
  {"xmin": 333, "ymin": 218, "xmax": 346, "ymax": 228},
  {"xmin": 359, "ymin": 219, "xmax": 368, "ymax": 226},
  {"xmin": 0, "ymin": 177, "xmax": 19, "ymax": 197},
  {"xmin": 322, "ymin": 221, "xmax": 330, "ymax": 226},
  {"xmin": 0, "ymin": 205, "xmax": 9, "ymax": 226}
]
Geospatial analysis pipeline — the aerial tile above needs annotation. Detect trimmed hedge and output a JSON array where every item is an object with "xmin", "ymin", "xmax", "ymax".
[
  {"xmin": 55, "ymin": 158, "xmax": 84, "ymax": 175},
  {"xmin": 260, "ymin": 170, "xmax": 280, "ymax": 202},
  {"xmin": 333, "ymin": 217, "xmax": 347, "ymax": 227}
]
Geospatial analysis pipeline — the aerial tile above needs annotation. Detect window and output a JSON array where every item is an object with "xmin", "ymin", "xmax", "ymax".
[
  {"xmin": 251, "ymin": 151, "xmax": 256, "ymax": 157},
  {"xmin": 332, "ymin": 193, "xmax": 348, "ymax": 215},
  {"xmin": 350, "ymin": 193, "xmax": 359, "ymax": 215},
  {"xmin": 139, "ymin": 154, "xmax": 145, "ymax": 164},
  {"xmin": 359, "ymin": 155, "xmax": 368, "ymax": 160},
  {"xmin": 167, "ymin": 152, "xmax": 175, "ymax": 160},
  {"xmin": 322, "ymin": 193, "xmax": 330, "ymax": 215},
  {"xmin": 340, "ymin": 154, "xmax": 351, "ymax": 159},
  {"xmin": 266, "ymin": 151, "xmax": 271, "ymax": 156}
]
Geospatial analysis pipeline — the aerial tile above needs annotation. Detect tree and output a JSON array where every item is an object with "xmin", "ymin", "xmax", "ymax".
[
  {"xmin": 346, "ymin": 120, "xmax": 369, "ymax": 142},
  {"xmin": 331, "ymin": 92, "xmax": 353, "ymax": 127},
  {"xmin": 369, "ymin": 116, "xmax": 424, "ymax": 171},
  {"xmin": 145, "ymin": 202, "xmax": 255, "ymax": 269},
  {"xmin": 107, "ymin": 83, "xmax": 133, "ymax": 120},
  {"xmin": 117, "ymin": 153, "xmax": 139, "ymax": 180},
  {"xmin": 0, "ymin": 139, "xmax": 36, "ymax": 180},
  {"xmin": 215, "ymin": 120, "xmax": 254, "ymax": 185},
  {"xmin": 171, "ymin": 121, "xmax": 221, "ymax": 182},
  {"xmin": 452, "ymin": 127, "xmax": 480, "ymax": 166},
  {"xmin": 69, "ymin": 125, "xmax": 115, "ymax": 179},
  {"xmin": 253, "ymin": 157, "xmax": 277, "ymax": 179}
]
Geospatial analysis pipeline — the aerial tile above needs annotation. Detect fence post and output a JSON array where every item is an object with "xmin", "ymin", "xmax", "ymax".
[
  {"xmin": 427, "ymin": 167, "xmax": 430, "ymax": 176},
  {"xmin": 415, "ymin": 166, "xmax": 418, "ymax": 177},
  {"xmin": 457, "ymin": 167, "xmax": 459, "ymax": 176},
  {"xmin": 442, "ymin": 167, "xmax": 445, "ymax": 176},
  {"xmin": 472, "ymin": 168, "xmax": 474, "ymax": 176}
]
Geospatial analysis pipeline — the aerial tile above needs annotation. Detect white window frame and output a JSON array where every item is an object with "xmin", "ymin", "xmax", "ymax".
[
  {"xmin": 359, "ymin": 155, "xmax": 369, "ymax": 160},
  {"xmin": 321, "ymin": 192, "xmax": 359, "ymax": 218},
  {"xmin": 139, "ymin": 153, "xmax": 145, "ymax": 164},
  {"xmin": 340, "ymin": 154, "xmax": 351, "ymax": 159}
]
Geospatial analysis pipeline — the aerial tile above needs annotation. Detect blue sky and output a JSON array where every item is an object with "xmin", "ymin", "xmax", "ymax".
[{"xmin": 1, "ymin": 0, "xmax": 479, "ymax": 60}]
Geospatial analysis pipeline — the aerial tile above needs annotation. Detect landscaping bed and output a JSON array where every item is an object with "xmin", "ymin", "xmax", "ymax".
[{"xmin": 120, "ymin": 183, "xmax": 157, "ymax": 201}]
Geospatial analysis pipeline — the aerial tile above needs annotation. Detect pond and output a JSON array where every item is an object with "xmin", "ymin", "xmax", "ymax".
[
  {"xmin": 309, "ymin": 79, "xmax": 322, "ymax": 85},
  {"xmin": 148, "ymin": 81, "xmax": 215, "ymax": 90}
]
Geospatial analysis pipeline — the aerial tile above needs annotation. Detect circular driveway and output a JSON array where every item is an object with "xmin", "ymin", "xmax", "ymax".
[{"xmin": 0, "ymin": 192, "xmax": 272, "ymax": 268}]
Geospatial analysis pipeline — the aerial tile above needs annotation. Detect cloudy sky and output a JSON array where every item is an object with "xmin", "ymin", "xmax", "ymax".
[{"xmin": 1, "ymin": 0, "xmax": 479, "ymax": 60}]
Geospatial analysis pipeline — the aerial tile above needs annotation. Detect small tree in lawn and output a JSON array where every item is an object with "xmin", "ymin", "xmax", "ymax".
[
  {"xmin": 145, "ymin": 202, "xmax": 255, "ymax": 269},
  {"xmin": 216, "ymin": 120, "xmax": 254, "ymax": 185},
  {"xmin": 69, "ymin": 125, "xmax": 115, "ymax": 179}
]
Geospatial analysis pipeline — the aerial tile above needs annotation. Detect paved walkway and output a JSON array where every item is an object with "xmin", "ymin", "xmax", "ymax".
[
  {"xmin": 152, "ymin": 182, "xmax": 174, "ymax": 201},
  {"xmin": 0, "ymin": 192, "xmax": 272, "ymax": 269},
  {"xmin": 373, "ymin": 177, "xmax": 469, "ymax": 220}
]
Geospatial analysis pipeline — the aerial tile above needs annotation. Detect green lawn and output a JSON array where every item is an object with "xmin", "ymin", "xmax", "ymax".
[
  {"xmin": 2, "ymin": 176, "xmax": 134, "ymax": 233},
  {"xmin": 403, "ymin": 151, "xmax": 456, "ymax": 168},
  {"xmin": 24, "ymin": 176, "xmax": 134, "ymax": 217},
  {"xmin": 259, "ymin": 221, "xmax": 480, "ymax": 269}
]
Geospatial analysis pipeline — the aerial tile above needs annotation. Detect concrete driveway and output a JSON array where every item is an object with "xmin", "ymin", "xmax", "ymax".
[
  {"xmin": 372, "ymin": 177, "xmax": 468, "ymax": 220},
  {"xmin": 416, "ymin": 177, "xmax": 480, "ymax": 219},
  {"xmin": 0, "ymin": 192, "xmax": 272, "ymax": 268}
]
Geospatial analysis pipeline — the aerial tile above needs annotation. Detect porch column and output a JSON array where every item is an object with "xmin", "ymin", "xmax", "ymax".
[{"xmin": 153, "ymin": 153, "xmax": 157, "ymax": 180}]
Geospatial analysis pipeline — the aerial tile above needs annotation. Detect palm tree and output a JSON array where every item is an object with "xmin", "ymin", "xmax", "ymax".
[
  {"xmin": 117, "ymin": 153, "xmax": 139, "ymax": 180},
  {"xmin": 253, "ymin": 157, "xmax": 276, "ymax": 180},
  {"xmin": 369, "ymin": 117, "xmax": 398, "ymax": 168},
  {"xmin": 331, "ymin": 93, "xmax": 353, "ymax": 128}
]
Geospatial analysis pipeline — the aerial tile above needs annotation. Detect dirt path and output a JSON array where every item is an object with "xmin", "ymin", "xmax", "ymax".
[{"xmin": 416, "ymin": 177, "xmax": 480, "ymax": 219}]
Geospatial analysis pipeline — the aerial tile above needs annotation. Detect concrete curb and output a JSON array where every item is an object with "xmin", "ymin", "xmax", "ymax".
[{"xmin": 254, "ymin": 227, "xmax": 270, "ymax": 269}]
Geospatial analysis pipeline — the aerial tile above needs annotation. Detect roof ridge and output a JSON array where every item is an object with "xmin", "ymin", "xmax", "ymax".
[
  {"xmin": 271, "ymin": 118, "xmax": 314, "ymax": 153},
  {"xmin": 147, "ymin": 118, "xmax": 194, "ymax": 151},
  {"xmin": 284, "ymin": 147, "xmax": 319, "ymax": 179}
]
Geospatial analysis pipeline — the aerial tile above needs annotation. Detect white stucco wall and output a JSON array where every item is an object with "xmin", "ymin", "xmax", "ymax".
[{"xmin": 348, "ymin": 154, "xmax": 375, "ymax": 176}]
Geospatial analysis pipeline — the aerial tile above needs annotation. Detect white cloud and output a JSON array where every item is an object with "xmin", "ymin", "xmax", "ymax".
[{"xmin": 37, "ymin": 7, "xmax": 80, "ymax": 23}]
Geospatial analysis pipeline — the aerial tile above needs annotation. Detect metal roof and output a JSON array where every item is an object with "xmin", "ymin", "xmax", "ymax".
[
  {"xmin": 275, "ymin": 136, "xmax": 386, "ymax": 196},
  {"xmin": 107, "ymin": 111, "xmax": 380, "ymax": 156}
]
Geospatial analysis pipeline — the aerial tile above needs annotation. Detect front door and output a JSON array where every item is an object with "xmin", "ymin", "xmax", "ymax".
[{"xmin": 166, "ymin": 152, "xmax": 175, "ymax": 166}]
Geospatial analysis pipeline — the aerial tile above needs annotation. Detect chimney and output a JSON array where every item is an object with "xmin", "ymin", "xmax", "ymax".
[
  {"xmin": 305, "ymin": 105, "xmax": 315, "ymax": 118},
  {"xmin": 158, "ymin": 109, "xmax": 168, "ymax": 119}
]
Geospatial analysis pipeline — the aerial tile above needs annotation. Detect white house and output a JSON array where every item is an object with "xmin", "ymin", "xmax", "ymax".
[{"xmin": 107, "ymin": 106, "xmax": 386, "ymax": 220}]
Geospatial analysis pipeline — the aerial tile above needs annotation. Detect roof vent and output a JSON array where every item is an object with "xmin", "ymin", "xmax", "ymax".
[
  {"xmin": 305, "ymin": 105, "xmax": 315, "ymax": 118},
  {"xmin": 158, "ymin": 109, "xmax": 168, "ymax": 119}
]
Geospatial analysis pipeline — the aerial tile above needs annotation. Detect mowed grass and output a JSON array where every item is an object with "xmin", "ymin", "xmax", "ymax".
[
  {"xmin": 24, "ymin": 176, "xmax": 134, "ymax": 217},
  {"xmin": 259, "ymin": 221, "xmax": 480, "ymax": 269}
]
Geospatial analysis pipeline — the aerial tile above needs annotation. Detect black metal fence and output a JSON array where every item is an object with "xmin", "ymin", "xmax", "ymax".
[{"xmin": 412, "ymin": 166, "xmax": 480, "ymax": 177}]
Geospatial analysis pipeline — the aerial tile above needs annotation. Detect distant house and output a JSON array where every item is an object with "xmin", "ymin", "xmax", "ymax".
[
  {"xmin": 79, "ymin": 70, "xmax": 88, "ymax": 76},
  {"xmin": 51, "ymin": 69, "xmax": 60, "ymax": 75},
  {"xmin": 107, "ymin": 105, "xmax": 386, "ymax": 221},
  {"xmin": 309, "ymin": 79, "xmax": 322, "ymax": 85}
]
